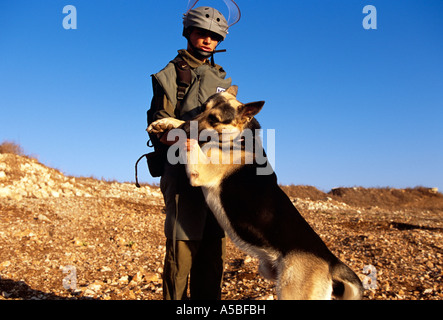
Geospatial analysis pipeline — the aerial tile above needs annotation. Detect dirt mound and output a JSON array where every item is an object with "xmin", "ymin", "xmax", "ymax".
[
  {"xmin": 329, "ymin": 187, "xmax": 443, "ymax": 211},
  {"xmin": 280, "ymin": 185, "xmax": 328, "ymax": 201},
  {"xmin": 0, "ymin": 152, "xmax": 162, "ymax": 201}
]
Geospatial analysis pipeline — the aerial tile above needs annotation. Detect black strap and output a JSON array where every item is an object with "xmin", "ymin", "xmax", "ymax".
[
  {"xmin": 134, "ymin": 153, "xmax": 150, "ymax": 188},
  {"xmin": 171, "ymin": 57, "xmax": 192, "ymax": 112}
]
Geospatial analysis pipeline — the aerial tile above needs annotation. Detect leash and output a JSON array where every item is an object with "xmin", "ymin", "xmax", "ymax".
[
  {"xmin": 134, "ymin": 153, "xmax": 149, "ymax": 188},
  {"xmin": 172, "ymin": 193, "xmax": 179, "ymax": 300}
]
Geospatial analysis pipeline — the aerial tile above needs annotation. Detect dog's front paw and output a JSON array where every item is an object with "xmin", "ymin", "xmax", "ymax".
[{"xmin": 147, "ymin": 118, "xmax": 184, "ymax": 134}]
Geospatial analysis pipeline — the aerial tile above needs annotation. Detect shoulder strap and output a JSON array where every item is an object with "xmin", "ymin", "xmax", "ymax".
[{"xmin": 171, "ymin": 56, "xmax": 192, "ymax": 111}]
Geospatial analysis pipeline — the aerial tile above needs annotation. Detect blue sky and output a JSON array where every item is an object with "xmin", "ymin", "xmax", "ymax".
[{"xmin": 1, "ymin": 0, "xmax": 442, "ymax": 192}]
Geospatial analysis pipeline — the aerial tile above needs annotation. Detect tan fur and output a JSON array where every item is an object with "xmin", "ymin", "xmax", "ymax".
[{"xmin": 277, "ymin": 252, "xmax": 332, "ymax": 300}]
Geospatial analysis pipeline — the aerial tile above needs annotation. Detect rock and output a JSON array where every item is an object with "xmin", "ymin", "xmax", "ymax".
[
  {"xmin": 100, "ymin": 266, "xmax": 112, "ymax": 272},
  {"xmin": 83, "ymin": 288, "xmax": 96, "ymax": 297},
  {"xmin": 144, "ymin": 272, "xmax": 160, "ymax": 283},
  {"xmin": 0, "ymin": 187, "xmax": 11, "ymax": 198},
  {"xmin": 118, "ymin": 275, "xmax": 129, "ymax": 284},
  {"xmin": 37, "ymin": 214, "xmax": 51, "ymax": 223},
  {"xmin": 0, "ymin": 261, "xmax": 11, "ymax": 270},
  {"xmin": 426, "ymin": 261, "xmax": 434, "ymax": 269},
  {"xmin": 423, "ymin": 288, "xmax": 433, "ymax": 294},
  {"xmin": 87, "ymin": 282, "xmax": 102, "ymax": 292}
]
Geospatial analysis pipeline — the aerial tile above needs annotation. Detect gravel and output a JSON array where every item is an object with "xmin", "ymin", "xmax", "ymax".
[{"xmin": 1, "ymin": 153, "xmax": 442, "ymax": 300}]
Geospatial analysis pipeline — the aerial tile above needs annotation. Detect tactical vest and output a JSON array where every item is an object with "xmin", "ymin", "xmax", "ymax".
[
  {"xmin": 137, "ymin": 52, "xmax": 232, "ymax": 181},
  {"xmin": 152, "ymin": 53, "xmax": 232, "ymax": 120},
  {"xmin": 147, "ymin": 52, "xmax": 231, "ymax": 240}
]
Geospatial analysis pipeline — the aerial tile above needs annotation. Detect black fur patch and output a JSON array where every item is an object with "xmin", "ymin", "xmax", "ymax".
[{"xmin": 219, "ymin": 165, "xmax": 337, "ymax": 259}]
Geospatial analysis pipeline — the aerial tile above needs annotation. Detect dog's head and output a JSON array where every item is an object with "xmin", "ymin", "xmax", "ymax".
[
  {"xmin": 182, "ymin": 86, "xmax": 269, "ymax": 185},
  {"xmin": 191, "ymin": 85, "xmax": 265, "ymax": 137}
]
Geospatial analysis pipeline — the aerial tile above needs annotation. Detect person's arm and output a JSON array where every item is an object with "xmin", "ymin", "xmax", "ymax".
[{"xmin": 148, "ymin": 78, "xmax": 180, "ymax": 146}]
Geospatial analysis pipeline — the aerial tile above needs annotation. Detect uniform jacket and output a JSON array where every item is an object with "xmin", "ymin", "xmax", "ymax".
[{"xmin": 148, "ymin": 49, "xmax": 231, "ymax": 240}]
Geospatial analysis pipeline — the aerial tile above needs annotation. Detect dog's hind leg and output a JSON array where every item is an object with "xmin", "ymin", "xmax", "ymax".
[
  {"xmin": 258, "ymin": 259, "xmax": 278, "ymax": 281},
  {"xmin": 276, "ymin": 252, "xmax": 333, "ymax": 300},
  {"xmin": 331, "ymin": 263, "xmax": 364, "ymax": 300}
]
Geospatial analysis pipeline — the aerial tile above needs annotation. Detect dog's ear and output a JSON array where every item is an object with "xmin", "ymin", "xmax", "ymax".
[
  {"xmin": 240, "ymin": 101, "xmax": 265, "ymax": 121},
  {"xmin": 226, "ymin": 85, "xmax": 238, "ymax": 97}
]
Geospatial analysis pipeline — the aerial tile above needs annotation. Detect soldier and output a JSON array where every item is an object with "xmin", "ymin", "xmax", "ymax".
[{"xmin": 147, "ymin": 4, "xmax": 240, "ymax": 300}]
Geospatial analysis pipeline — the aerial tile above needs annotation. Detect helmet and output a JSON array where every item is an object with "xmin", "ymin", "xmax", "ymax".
[{"xmin": 183, "ymin": 6, "xmax": 229, "ymax": 41}]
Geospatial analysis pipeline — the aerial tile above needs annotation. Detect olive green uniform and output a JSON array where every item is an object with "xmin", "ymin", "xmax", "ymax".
[{"xmin": 148, "ymin": 49, "xmax": 231, "ymax": 299}]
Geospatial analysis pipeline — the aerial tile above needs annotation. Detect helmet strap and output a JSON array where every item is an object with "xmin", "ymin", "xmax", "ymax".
[{"xmin": 210, "ymin": 48, "xmax": 227, "ymax": 67}]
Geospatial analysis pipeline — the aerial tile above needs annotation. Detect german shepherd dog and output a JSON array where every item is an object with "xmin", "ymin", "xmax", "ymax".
[{"xmin": 148, "ymin": 86, "xmax": 364, "ymax": 300}]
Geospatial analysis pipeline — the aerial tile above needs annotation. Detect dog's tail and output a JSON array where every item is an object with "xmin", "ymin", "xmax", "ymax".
[{"xmin": 331, "ymin": 263, "xmax": 364, "ymax": 300}]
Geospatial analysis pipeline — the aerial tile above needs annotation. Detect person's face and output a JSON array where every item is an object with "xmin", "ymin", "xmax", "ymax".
[{"xmin": 188, "ymin": 28, "xmax": 220, "ymax": 59}]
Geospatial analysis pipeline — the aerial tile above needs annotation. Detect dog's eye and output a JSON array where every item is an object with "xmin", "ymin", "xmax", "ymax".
[{"xmin": 208, "ymin": 114, "xmax": 220, "ymax": 124}]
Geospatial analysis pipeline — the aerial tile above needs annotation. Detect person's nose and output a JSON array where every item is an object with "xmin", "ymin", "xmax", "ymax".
[{"xmin": 203, "ymin": 36, "xmax": 212, "ymax": 44}]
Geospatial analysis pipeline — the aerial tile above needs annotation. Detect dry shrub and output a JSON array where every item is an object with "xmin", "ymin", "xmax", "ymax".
[
  {"xmin": 0, "ymin": 141, "xmax": 40, "ymax": 181},
  {"xmin": 0, "ymin": 141, "xmax": 24, "ymax": 156}
]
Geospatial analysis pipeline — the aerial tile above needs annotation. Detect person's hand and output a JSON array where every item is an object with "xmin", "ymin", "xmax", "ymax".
[
  {"xmin": 158, "ymin": 131, "xmax": 179, "ymax": 146},
  {"xmin": 185, "ymin": 139, "xmax": 198, "ymax": 151}
]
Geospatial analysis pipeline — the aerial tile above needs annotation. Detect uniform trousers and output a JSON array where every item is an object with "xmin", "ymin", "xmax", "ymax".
[{"xmin": 163, "ymin": 237, "xmax": 226, "ymax": 300}]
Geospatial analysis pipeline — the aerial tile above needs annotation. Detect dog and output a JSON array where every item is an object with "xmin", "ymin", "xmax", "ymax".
[{"xmin": 148, "ymin": 86, "xmax": 364, "ymax": 300}]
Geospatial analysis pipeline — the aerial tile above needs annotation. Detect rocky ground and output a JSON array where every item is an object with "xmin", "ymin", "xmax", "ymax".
[{"xmin": 1, "ymin": 151, "xmax": 442, "ymax": 300}]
